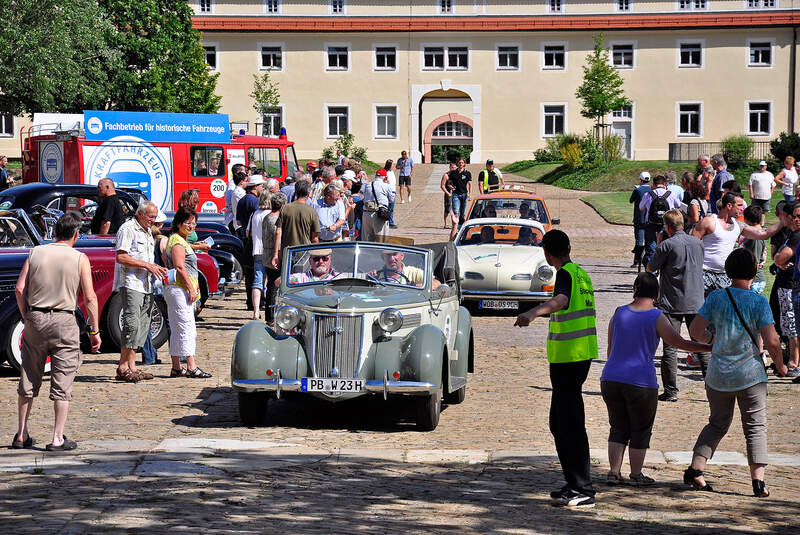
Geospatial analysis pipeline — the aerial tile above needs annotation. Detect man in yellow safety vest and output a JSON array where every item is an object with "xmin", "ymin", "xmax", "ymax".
[{"xmin": 514, "ymin": 229, "xmax": 598, "ymax": 508}]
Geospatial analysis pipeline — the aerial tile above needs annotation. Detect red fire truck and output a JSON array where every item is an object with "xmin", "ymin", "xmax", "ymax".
[{"xmin": 21, "ymin": 114, "xmax": 299, "ymax": 214}]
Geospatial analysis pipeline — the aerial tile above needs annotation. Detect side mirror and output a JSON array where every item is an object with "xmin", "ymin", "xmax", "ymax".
[
  {"xmin": 551, "ymin": 218, "xmax": 560, "ymax": 225},
  {"xmin": 436, "ymin": 283, "xmax": 452, "ymax": 298}
]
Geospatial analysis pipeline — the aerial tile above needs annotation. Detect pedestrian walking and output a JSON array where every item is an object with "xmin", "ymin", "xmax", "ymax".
[
  {"xmin": 237, "ymin": 175, "xmax": 266, "ymax": 311},
  {"xmin": 396, "ymin": 150, "xmax": 414, "ymax": 204},
  {"xmin": 774, "ymin": 156, "xmax": 798, "ymax": 202},
  {"xmin": 441, "ymin": 162, "xmax": 458, "ymax": 240},
  {"xmin": 13, "ymin": 212, "xmax": 102, "ymax": 451},
  {"xmin": 384, "ymin": 160, "xmax": 398, "ymax": 229},
  {"xmin": 603, "ymin": 273, "xmax": 710, "ymax": 486},
  {"xmin": 514, "ymin": 230, "xmax": 598, "ymax": 508},
  {"xmin": 261, "ymin": 193, "xmax": 287, "ymax": 324},
  {"xmin": 646, "ymin": 209, "xmax": 705, "ymax": 402},
  {"xmin": 686, "ymin": 248, "xmax": 787, "ymax": 497},
  {"xmin": 141, "ymin": 209, "xmax": 168, "ymax": 366},
  {"xmin": 114, "ymin": 202, "xmax": 167, "ymax": 383},
  {"xmin": 449, "ymin": 158, "xmax": 472, "ymax": 231},
  {"xmin": 247, "ymin": 191, "xmax": 273, "ymax": 320},
  {"xmin": 709, "ymin": 154, "xmax": 733, "ymax": 214},
  {"xmin": 749, "ymin": 161, "xmax": 775, "ymax": 213},
  {"xmin": 629, "ymin": 172, "xmax": 651, "ymax": 268},
  {"xmin": 361, "ymin": 169, "xmax": 395, "ymax": 241},
  {"xmin": 638, "ymin": 175, "xmax": 682, "ymax": 267},
  {"xmin": 163, "ymin": 208, "xmax": 211, "ymax": 378}
]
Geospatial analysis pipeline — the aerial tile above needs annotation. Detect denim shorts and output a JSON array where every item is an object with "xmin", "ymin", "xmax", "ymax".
[{"xmin": 252, "ymin": 257, "xmax": 266, "ymax": 290}]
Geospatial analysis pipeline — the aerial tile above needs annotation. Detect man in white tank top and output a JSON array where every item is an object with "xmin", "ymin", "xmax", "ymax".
[{"xmin": 690, "ymin": 192, "xmax": 785, "ymax": 375}]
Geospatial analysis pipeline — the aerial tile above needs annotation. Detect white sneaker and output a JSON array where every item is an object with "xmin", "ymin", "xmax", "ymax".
[
  {"xmin": 408, "ymin": 196, "xmax": 412, "ymax": 202},
  {"xmin": 400, "ymin": 200, "xmax": 405, "ymax": 204}
]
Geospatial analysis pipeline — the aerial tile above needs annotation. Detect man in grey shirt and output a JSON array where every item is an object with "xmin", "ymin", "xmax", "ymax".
[{"xmin": 647, "ymin": 209, "xmax": 704, "ymax": 402}]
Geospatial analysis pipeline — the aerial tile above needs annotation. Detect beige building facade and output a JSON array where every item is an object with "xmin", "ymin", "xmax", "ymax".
[{"xmin": 2, "ymin": 1, "xmax": 799, "ymax": 165}]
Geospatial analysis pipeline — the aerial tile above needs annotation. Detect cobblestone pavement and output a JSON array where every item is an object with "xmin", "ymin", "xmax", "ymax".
[{"xmin": 1, "ymin": 164, "xmax": 799, "ymax": 533}]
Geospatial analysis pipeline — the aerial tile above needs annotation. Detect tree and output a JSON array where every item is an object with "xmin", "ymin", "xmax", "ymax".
[
  {"xmin": 0, "ymin": 0, "xmax": 120, "ymax": 116},
  {"xmin": 100, "ymin": 0, "xmax": 221, "ymax": 113},
  {"xmin": 250, "ymin": 71, "xmax": 281, "ymax": 120},
  {"xmin": 575, "ymin": 35, "xmax": 631, "ymax": 128}
]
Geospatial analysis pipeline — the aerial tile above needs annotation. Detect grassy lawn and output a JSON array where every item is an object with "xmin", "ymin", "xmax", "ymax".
[{"xmin": 501, "ymin": 162, "xmax": 561, "ymax": 181}]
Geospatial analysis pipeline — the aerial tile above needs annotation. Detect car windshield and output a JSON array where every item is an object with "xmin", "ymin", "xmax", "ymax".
[
  {"xmin": 286, "ymin": 243, "xmax": 427, "ymax": 288},
  {"xmin": 468, "ymin": 198, "xmax": 548, "ymax": 224},
  {"xmin": 457, "ymin": 223, "xmax": 544, "ymax": 247},
  {"xmin": 0, "ymin": 215, "xmax": 34, "ymax": 248}
]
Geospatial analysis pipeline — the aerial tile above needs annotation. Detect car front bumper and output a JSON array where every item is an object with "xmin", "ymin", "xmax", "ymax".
[
  {"xmin": 461, "ymin": 289, "xmax": 553, "ymax": 302},
  {"xmin": 232, "ymin": 377, "xmax": 437, "ymax": 398}
]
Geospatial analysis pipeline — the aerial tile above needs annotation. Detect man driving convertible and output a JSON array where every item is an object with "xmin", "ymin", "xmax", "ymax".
[{"xmin": 370, "ymin": 250, "xmax": 440, "ymax": 289}]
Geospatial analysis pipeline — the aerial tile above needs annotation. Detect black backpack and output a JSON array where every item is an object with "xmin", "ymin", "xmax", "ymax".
[{"xmin": 647, "ymin": 189, "xmax": 671, "ymax": 226}]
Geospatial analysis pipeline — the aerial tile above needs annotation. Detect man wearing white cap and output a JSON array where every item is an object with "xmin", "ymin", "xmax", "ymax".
[
  {"xmin": 628, "ymin": 171, "xmax": 651, "ymax": 269},
  {"xmin": 749, "ymin": 161, "xmax": 775, "ymax": 213}
]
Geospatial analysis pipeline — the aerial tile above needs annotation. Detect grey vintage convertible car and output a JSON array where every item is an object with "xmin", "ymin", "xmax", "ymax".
[{"xmin": 231, "ymin": 241, "xmax": 474, "ymax": 430}]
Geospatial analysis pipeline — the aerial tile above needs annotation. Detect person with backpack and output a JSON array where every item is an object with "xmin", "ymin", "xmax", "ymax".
[{"xmin": 638, "ymin": 175, "xmax": 682, "ymax": 266}]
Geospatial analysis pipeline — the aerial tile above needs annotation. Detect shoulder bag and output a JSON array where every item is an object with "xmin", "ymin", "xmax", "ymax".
[{"xmin": 370, "ymin": 181, "xmax": 392, "ymax": 221}]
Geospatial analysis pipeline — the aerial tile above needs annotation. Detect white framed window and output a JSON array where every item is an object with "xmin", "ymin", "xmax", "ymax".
[
  {"xmin": 612, "ymin": 105, "xmax": 633, "ymax": 120},
  {"xmin": 326, "ymin": 105, "xmax": 350, "ymax": 138},
  {"xmin": 259, "ymin": 44, "xmax": 284, "ymax": 71},
  {"xmin": 330, "ymin": 0, "xmax": 346, "ymax": 14},
  {"xmin": 676, "ymin": 101, "xmax": 703, "ymax": 137},
  {"xmin": 0, "ymin": 115, "xmax": 14, "ymax": 137},
  {"xmin": 747, "ymin": 39, "xmax": 774, "ymax": 68},
  {"xmin": 616, "ymin": 0, "xmax": 631, "ymax": 10},
  {"xmin": 747, "ymin": 0, "xmax": 777, "ymax": 7},
  {"xmin": 448, "ymin": 47, "xmax": 469, "ymax": 70},
  {"xmin": 325, "ymin": 44, "xmax": 350, "ymax": 72},
  {"xmin": 611, "ymin": 42, "xmax": 635, "ymax": 69},
  {"xmin": 541, "ymin": 103, "xmax": 566, "ymax": 138},
  {"xmin": 433, "ymin": 121, "xmax": 473, "ymax": 137},
  {"xmin": 542, "ymin": 42, "xmax": 567, "ymax": 71},
  {"xmin": 746, "ymin": 101, "xmax": 772, "ymax": 135},
  {"xmin": 496, "ymin": 44, "xmax": 520, "ymax": 71},
  {"xmin": 421, "ymin": 44, "xmax": 471, "ymax": 72},
  {"xmin": 374, "ymin": 45, "xmax": 398, "ymax": 71},
  {"xmin": 264, "ymin": 0, "xmax": 281, "ymax": 13},
  {"xmin": 198, "ymin": 0, "xmax": 214, "ymax": 14},
  {"xmin": 203, "ymin": 44, "xmax": 218, "ymax": 71},
  {"xmin": 677, "ymin": 40, "xmax": 704, "ymax": 68},
  {"xmin": 547, "ymin": 0, "xmax": 564, "ymax": 13},
  {"xmin": 439, "ymin": 0, "xmax": 454, "ymax": 13},
  {"xmin": 374, "ymin": 105, "xmax": 398, "ymax": 139},
  {"xmin": 677, "ymin": 0, "xmax": 707, "ymax": 9},
  {"xmin": 262, "ymin": 106, "xmax": 284, "ymax": 137}
]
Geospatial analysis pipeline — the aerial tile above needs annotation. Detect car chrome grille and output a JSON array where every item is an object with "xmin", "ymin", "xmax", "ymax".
[{"xmin": 312, "ymin": 314, "xmax": 363, "ymax": 378}]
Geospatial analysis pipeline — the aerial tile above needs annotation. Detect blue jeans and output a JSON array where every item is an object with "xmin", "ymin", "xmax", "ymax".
[
  {"xmin": 141, "ymin": 329, "xmax": 158, "ymax": 364},
  {"xmin": 451, "ymin": 193, "xmax": 468, "ymax": 228},
  {"xmin": 785, "ymin": 194, "xmax": 795, "ymax": 202},
  {"xmin": 388, "ymin": 200, "xmax": 395, "ymax": 226},
  {"xmin": 643, "ymin": 225, "xmax": 659, "ymax": 267},
  {"xmin": 633, "ymin": 224, "xmax": 645, "ymax": 247}
]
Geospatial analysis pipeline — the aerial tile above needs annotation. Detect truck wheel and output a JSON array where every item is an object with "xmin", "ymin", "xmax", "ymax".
[
  {"xmin": 238, "ymin": 391, "xmax": 270, "ymax": 426},
  {"xmin": 106, "ymin": 293, "xmax": 169, "ymax": 350},
  {"xmin": 4, "ymin": 315, "xmax": 51, "ymax": 375},
  {"xmin": 414, "ymin": 390, "xmax": 441, "ymax": 431},
  {"xmin": 444, "ymin": 384, "xmax": 466, "ymax": 405}
]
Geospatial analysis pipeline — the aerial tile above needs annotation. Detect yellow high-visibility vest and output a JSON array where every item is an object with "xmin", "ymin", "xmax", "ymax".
[{"xmin": 547, "ymin": 262, "xmax": 599, "ymax": 364}]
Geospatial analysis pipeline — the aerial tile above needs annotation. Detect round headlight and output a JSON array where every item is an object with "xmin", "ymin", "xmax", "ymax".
[
  {"xmin": 378, "ymin": 308, "xmax": 404, "ymax": 333},
  {"xmin": 275, "ymin": 305, "xmax": 301, "ymax": 331},
  {"xmin": 537, "ymin": 265, "xmax": 555, "ymax": 282}
]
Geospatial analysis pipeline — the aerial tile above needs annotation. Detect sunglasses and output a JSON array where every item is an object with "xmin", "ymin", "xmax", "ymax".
[
  {"xmin": 311, "ymin": 255, "xmax": 330, "ymax": 261},
  {"xmin": 792, "ymin": 214, "xmax": 800, "ymax": 219}
]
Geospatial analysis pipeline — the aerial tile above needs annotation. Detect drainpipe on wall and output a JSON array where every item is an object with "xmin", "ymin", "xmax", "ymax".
[{"xmin": 790, "ymin": 26, "xmax": 797, "ymax": 134}]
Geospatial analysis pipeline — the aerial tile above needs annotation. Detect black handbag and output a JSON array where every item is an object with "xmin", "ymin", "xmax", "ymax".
[{"xmin": 371, "ymin": 182, "xmax": 391, "ymax": 221}]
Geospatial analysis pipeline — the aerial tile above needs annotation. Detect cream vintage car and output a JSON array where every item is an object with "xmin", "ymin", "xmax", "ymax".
[
  {"xmin": 455, "ymin": 218, "xmax": 556, "ymax": 312},
  {"xmin": 231, "ymin": 241, "xmax": 474, "ymax": 431}
]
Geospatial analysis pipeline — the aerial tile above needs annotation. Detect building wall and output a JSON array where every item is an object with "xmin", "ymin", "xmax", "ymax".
[{"xmin": 203, "ymin": 27, "xmax": 799, "ymax": 162}]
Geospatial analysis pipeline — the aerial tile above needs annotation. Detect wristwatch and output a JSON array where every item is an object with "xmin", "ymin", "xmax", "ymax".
[{"xmin": 90, "ymin": 330, "xmax": 100, "ymax": 336}]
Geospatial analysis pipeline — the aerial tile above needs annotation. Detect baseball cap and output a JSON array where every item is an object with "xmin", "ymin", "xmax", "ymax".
[
  {"xmin": 307, "ymin": 160, "xmax": 318, "ymax": 168},
  {"xmin": 486, "ymin": 159, "xmax": 494, "ymax": 166},
  {"xmin": 639, "ymin": 171, "xmax": 651, "ymax": 181},
  {"xmin": 376, "ymin": 168, "xmax": 387, "ymax": 177},
  {"xmin": 759, "ymin": 160, "xmax": 767, "ymax": 166},
  {"xmin": 343, "ymin": 169, "xmax": 356, "ymax": 180}
]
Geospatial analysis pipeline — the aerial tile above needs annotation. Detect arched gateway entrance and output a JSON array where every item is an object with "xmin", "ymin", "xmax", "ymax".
[{"xmin": 411, "ymin": 83, "xmax": 481, "ymax": 164}]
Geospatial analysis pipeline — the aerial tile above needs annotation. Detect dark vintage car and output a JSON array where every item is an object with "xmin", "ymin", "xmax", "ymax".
[
  {"xmin": 0, "ymin": 209, "xmax": 219, "ymax": 372},
  {"xmin": 0, "ymin": 184, "xmax": 241, "ymax": 294}
]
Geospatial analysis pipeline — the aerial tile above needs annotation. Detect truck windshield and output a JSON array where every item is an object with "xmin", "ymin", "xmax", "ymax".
[
  {"xmin": 248, "ymin": 147, "xmax": 281, "ymax": 178},
  {"xmin": 286, "ymin": 146, "xmax": 299, "ymax": 178}
]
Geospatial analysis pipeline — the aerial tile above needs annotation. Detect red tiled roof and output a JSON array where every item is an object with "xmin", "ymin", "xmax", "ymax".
[{"xmin": 193, "ymin": 13, "xmax": 800, "ymax": 32}]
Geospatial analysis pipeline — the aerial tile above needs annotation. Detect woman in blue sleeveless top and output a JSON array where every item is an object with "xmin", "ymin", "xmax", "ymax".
[{"xmin": 603, "ymin": 273, "xmax": 711, "ymax": 486}]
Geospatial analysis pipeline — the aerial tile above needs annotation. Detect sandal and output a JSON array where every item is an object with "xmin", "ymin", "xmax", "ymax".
[
  {"xmin": 45, "ymin": 435, "xmax": 77, "ymax": 451},
  {"xmin": 170, "ymin": 367, "xmax": 186, "ymax": 378},
  {"xmin": 133, "ymin": 370, "xmax": 154, "ymax": 380},
  {"xmin": 752, "ymin": 479, "xmax": 770, "ymax": 498},
  {"xmin": 606, "ymin": 471, "xmax": 623, "ymax": 485},
  {"xmin": 629, "ymin": 472, "xmax": 656, "ymax": 486},
  {"xmin": 683, "ymin": 467, "xmax": 713, "ymax": 491},
  {"xmin": 11, "ymin": 432, "xmax": 35, "ymax": 449},
  {"xmin": 186, "ymin": 367, "xmax": 212, "ymax": 378},
  {"xmin": 115, "ymin": 368, "xmax": 140, "ymax": 383}
]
